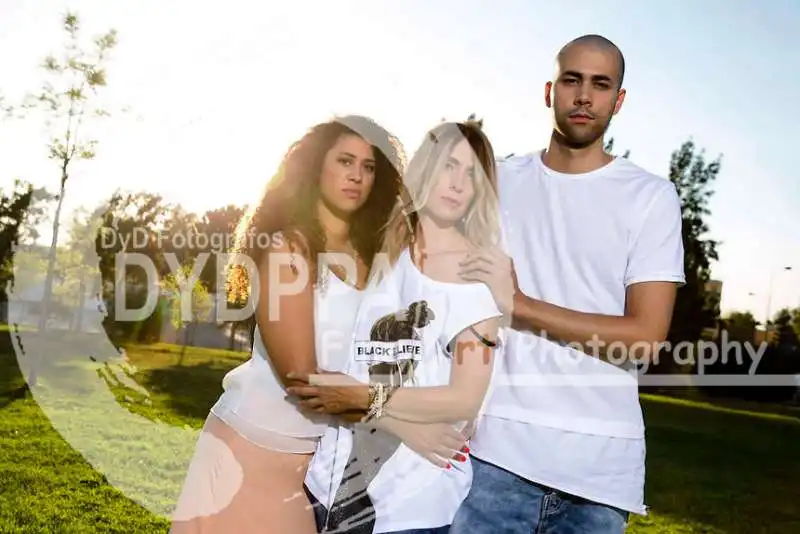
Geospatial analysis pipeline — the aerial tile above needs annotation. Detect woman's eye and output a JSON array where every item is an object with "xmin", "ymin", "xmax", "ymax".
[{"xmin": 339, "ymin": 158, "xmax": 353, "ymax": 166}]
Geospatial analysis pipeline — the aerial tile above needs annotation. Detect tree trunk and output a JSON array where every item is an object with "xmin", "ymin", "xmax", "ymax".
[
  {"xmin": 28, "ymin": 166, "xmax": 67, "ymax": 388},
  {"xmin": 228, "ymin": 322, "xmax": 238, "ymax": 351},
  {"xmin": 179, "ymin": 324, "xmax": 189, "ymax": 366},
  {"xmin": 74, "ymin": 274, "xmax": 86, "ymax": 332}
]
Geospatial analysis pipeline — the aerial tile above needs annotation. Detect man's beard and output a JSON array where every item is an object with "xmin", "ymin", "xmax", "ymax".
[{"xmin": 553, "ymin": 110, "xmax": 613, "ymax": 149}]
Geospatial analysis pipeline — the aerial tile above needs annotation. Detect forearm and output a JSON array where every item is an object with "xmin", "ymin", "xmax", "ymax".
[
  {"xmin": 383, "ymin": 385, "xmax": 482, "ymax": 424},
  {"xmin": 511, "ymin": 293, "xmax": 662, "ymax": 361},
  {"xmin": 343, "ymin": 384, "xmax": 479, "ymax": 424}
]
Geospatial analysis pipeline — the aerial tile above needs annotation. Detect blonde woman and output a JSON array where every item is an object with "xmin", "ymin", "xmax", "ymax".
[{"xmin": 289, "ymin": 119, "xmax": 504, "ymax": 533}]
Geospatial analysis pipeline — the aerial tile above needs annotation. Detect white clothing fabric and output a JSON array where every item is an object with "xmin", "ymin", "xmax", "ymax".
[
  {"xmin": 305, "ymin": 248, "xmax": 503, "ymax": 532},
  {"xmin": 471, "ymin": 150, "xmax": 685, "ymax": 515},
  {"xmin": 210, "ymin": 267, "xmax": 364, "ymax": 453}
]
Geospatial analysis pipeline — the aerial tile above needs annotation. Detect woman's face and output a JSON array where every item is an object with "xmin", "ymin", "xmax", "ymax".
[
  {"xmin": 423, "ymin": 138, "xmax": 477, "ymax": 225},
  {"xmin": 318, "ymin": 133, "xmax": 377, "ymax": 216}
]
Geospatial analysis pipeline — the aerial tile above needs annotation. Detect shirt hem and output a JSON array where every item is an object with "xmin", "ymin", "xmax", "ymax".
[
  {"xmin": 624, "ymin": 273, "xmax": 686, "ymax": 287},
  {"xmin": 209, "ymin": 407, "xmax": 321, "ymax": 454}
]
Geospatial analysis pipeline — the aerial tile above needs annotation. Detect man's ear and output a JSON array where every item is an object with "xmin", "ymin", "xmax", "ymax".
[
  {"xmin": 612, "ymin": 88, "xmax": 626, "ymax": 115},
  {"xmin": 544, "ymin": 81, "xmax": 553, "ymax": 108}
]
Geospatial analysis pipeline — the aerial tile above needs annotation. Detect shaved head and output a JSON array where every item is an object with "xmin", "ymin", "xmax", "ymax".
[
  {"xmin": 557, "ymin": 34, "xmax": 625, "ymax": 89},
  {"xmin": 545, "ymin": 34, "xmax": 627, "ymax": 149}
]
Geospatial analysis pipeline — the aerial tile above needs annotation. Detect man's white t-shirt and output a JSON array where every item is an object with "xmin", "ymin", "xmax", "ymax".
[
  {"xmin": 305, "ymin": 247, "xmax": 503, "ymax": 533},
  {"xmin": 470, "ymin": 150, "xmax": 685, "ymax": 515}
]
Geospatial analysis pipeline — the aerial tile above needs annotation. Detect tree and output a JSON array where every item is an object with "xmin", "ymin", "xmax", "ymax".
[
  {"xmin": 0, "ymin": 92, "xmax": 14, "ymax": 122},
  {"xmin": 666, "ymin": 139, "xmax": 721, "ymax": 346},
  {"xmin": 196, "ymin": 204, "xmax": 247, "ymax": 349},
  {"xmin": 772, "ymin": 308, "xmax": 799, "ymax": 349},
  {"xmin": 93, "ymin": 190, "xmax": 171, "ymax": 342},
  {"xmin": 604, "ymin": 138, "xmax": 630, "ymax": 158},
  {"xmin": 721, "ymin": 310, "xmax": 758, "ymax": 344},
  {"xmin": 22, "ymin": 11, "xmax": 118, "ymax": 333},
  {"xmin": 163, "ymin": 263, "xmax": 213, "ymax": 364},
  {"xmin": 793, "ymin": 308, "xmax": 800, "ymax": 343},
  {"xmin": 0, "ymin": 180, "xmax": 52, "ymax": 303},
  {"xmin": 61, "ymin": 207, "xmax": 108, "ymax": 331}
]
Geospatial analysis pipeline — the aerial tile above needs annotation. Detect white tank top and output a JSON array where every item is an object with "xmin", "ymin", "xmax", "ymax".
[{"xmin": 210, "ymin": 266, "xmax": 363, "ymax": 449}]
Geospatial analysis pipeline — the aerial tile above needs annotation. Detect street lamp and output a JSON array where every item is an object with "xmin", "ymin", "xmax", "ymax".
[{"xmin": 765, "ymin": 265, "xmax": 793, "ymax": 337}]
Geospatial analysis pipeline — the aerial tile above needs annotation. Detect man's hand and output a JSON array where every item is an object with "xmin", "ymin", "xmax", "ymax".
[
  {"xmin": 382, "ymin": 419, "xmax": 469, "ymax": 469},
  {"xmin": 286, "ymin": 370, "xmax": 370, "ymax": 415},
  {"xmin": 458, "ymin": 247, "xmax": 519, "ymax": 319}
]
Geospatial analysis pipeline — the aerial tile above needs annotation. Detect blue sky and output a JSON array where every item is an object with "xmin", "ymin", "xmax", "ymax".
[{"xmin": 0, "ymin": 0, "xmax": 798, "ymax": 317}]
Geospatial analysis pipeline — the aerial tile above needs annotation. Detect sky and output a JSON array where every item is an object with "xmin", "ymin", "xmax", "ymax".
[{"xmin": 0, "ymin": 0, "xmax": 798, "ymax": 319}]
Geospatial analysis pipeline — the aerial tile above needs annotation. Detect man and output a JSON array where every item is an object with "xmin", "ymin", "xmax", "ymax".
[{"xmin": 453, "ymin": 34, "xmax": 685, "ymax": 533}]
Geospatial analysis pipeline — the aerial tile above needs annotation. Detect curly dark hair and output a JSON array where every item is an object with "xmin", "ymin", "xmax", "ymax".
[{"xmin": 226, "ymin": 115, "xmax": 405, "ymax": 303}]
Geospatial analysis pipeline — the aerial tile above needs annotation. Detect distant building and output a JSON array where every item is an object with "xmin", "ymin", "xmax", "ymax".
[{"xmin": 705, "ymin": 279, "xmax": 723, "ymax": 298}]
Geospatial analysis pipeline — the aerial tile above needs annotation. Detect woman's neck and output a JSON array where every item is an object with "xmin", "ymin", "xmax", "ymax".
[
  {"xmin": 317, "ymin": 200, "xmax": 351, "ymax": 249},
  {"xmin": 417, "ymin": 213, "xmax": 466, "ymax": 253}
]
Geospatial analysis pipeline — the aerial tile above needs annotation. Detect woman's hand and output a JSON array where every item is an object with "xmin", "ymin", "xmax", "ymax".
[
  {"xmin": 286, "ymin": 370, "xmax": 370, "ymax": 415},
  {"xmin": 381, "ymin": 419, "xmax": 469, "ymax": 469}
]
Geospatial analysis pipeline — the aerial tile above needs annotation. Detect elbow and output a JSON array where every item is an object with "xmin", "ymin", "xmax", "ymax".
[
  {"xmin": 275, "ymin": 363, "xmax": 317, "ymax": 390},
  {"xmin": 449, "ymin": 392, "xmax": 484, "ymax": 422},
  {"xmin": 627, "ymin": 328, "xmax": 670, "ymax": 365}
]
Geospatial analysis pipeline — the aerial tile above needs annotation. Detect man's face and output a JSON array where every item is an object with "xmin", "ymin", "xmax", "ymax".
[{"xmin": 545, "ymin": 44, "xmax": 625, "ymax": 148}]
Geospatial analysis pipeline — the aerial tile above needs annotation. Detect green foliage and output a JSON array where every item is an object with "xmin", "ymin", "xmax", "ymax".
[
  {"xmin": 162, "ymin": 264, "xmax": 213, "ymax": 329},
  {"xmin": 94, "ymin": 190, "xmax": 173, "ymax": 296},
  {"xmin": 667, "ymin": 139, "xmax": 721, "ymax": 346},
  {"xmin": 0, "ymin": 180, "xmax": 53, "ymax": 299},
  {"xmin": 0, "ymin": 92, "xmax": 13, "ymax": 122},
  {"xmin": 722, "ymin": 310, "xmax": 758, "ymax": 343},
  {"xmin": 604, "ymin": 137, "xmax": 630, "ymax": 158},
  {"xmin": 2, "ymin": 337, "xmax": 799, "ymax": 533},
  {"xmin": 772, "ymin": 307, "xmax": 800, "ymax": 348},
  {"xmin": 24, "ymin": 11, "xmax": 118, "ymax": 174},
  {"xmin": 19, "ymin": 10, "xmax": 119, "ymax": 337}
]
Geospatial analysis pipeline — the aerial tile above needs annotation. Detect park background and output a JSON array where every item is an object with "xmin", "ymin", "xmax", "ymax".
[{"xmin": 1, "ymin": 1, "xmax": 798, "ymax": 533}]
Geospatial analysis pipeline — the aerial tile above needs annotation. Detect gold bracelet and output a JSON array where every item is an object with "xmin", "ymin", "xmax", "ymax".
[{"xmin": 363, "ymin": 383, "xmax": 385, "ymax": 423}]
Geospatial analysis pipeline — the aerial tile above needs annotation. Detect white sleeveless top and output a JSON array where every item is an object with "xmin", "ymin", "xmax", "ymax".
[{"xmin": 210, "ymin": 266, "xmax": 364, "ymax": 453}]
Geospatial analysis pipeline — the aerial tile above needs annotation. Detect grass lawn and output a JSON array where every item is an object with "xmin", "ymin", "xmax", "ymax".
[{"xmin": 1, "ymin": 325, "xmax": 799, "ymax": 533}]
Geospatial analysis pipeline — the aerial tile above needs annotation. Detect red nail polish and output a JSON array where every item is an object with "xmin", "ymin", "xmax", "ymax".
[
  {"xmin": 462, "ymin": 446, "xmax": 470, "ymax": 454},
  {"xmin": 446, "ymin": 464, "xmax": 452, "ymax": 469}
]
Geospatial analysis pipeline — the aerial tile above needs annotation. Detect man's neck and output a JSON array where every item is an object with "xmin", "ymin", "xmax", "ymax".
[{"xmin": 542, "ymin": 134, "xmax": 615, "ymax": 175}]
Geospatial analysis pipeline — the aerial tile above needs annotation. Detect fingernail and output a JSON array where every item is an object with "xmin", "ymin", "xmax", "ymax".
[
  {"xmin": 446, "ymin": 464, "xmax": 452, "ymax": 470},
  {"xmin": 456, "ymin": 454, "xmax": 466, "ymax": 462},
  {"xmin": 462, "ymin": 446, "xmax": 470, "ymax": 454}
]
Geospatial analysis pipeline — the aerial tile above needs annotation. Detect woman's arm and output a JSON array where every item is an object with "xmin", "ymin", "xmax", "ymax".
[
  {"xmin": 380, "ymin": 317, "xmax": 499, "ymax": 423},
  {"xmin": 287, "ymin": 316, "xmax": 499, "ymax": 424},
  {"xmin": 254, "ymin": 233, "xmax": 318, "ymax": 389}
]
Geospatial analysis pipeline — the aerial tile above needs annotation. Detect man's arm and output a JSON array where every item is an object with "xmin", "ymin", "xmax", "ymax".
[
  {"xmin": 459, "ymin": 183, "xmax": 685, "ymax": 365},
  {"xmin": 510, "ymin": 281, "xmax": 677, "ymax": 363}
]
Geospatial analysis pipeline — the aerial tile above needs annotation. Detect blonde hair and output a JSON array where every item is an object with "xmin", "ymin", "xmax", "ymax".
[{"xmin": 374, "ymin": 120, "xmax": 500, "ymax": 277}]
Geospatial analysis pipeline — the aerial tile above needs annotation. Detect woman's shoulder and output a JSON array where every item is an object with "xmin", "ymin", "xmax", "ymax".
[{"xmin": 255, "ymin": 228, "xmax": 315, "ymax": 275}]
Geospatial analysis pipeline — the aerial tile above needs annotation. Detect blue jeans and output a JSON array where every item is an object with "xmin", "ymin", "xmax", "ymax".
[
  {"xmin": 304, "ymin": 485, "xmax": 449, "ymax": 534},
  {"xmin": 450, "ymin": 457, "xmax": 629, "ymax": 533}
]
